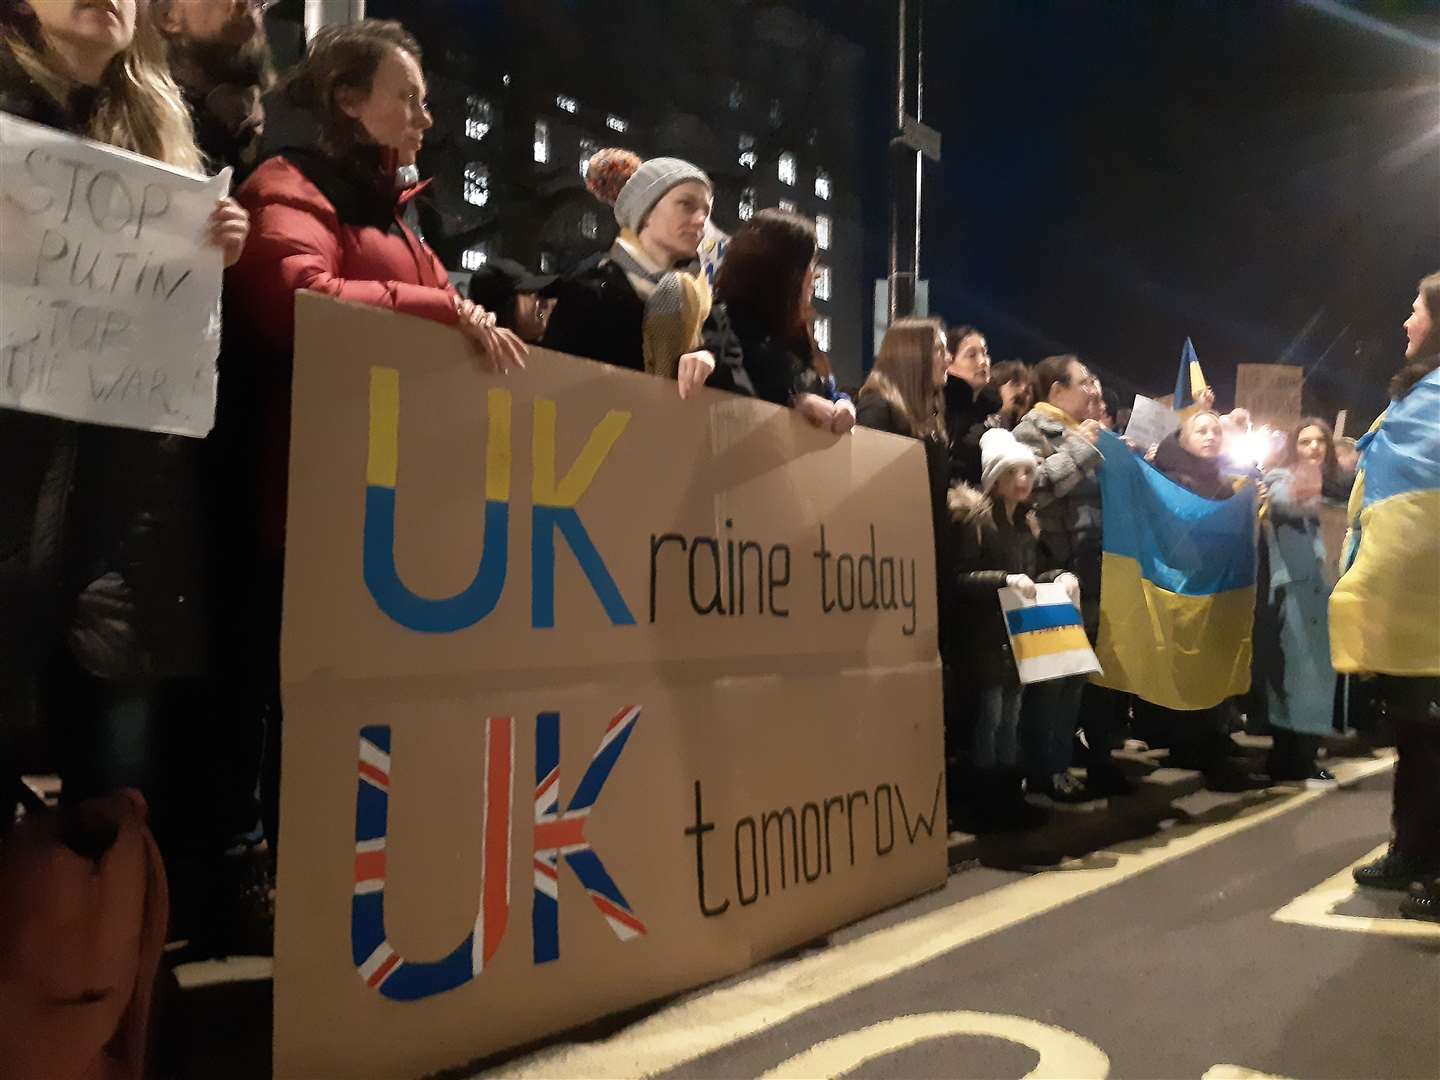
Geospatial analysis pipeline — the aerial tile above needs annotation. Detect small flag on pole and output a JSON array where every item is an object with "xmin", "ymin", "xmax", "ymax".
[
  {"xmin": 1173, "ymin": 338, "xmax": 1209, "ymax": 416},
  {"xmin": 998, "ymin": 583, "xmax": 1103, "ymax": 685}
]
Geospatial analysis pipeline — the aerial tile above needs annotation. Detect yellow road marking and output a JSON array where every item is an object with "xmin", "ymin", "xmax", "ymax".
[
  {"xmin": 758, "ymin": 1011, "xmax": 1110, "ymax": 1079},
  {"xmin": 1272, "ymin": 841, "xmax": 1440, "ymax": 939},
  {"xmin": 494, "ymin": 754, "xmax": 1396, "ymax": 1079}
]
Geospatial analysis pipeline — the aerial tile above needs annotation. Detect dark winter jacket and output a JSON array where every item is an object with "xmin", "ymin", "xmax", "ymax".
[
  {"xmin": 944, "ymin": 376, "xmax": 1002, "ymax": 487},
  {"xmin": 1012, "ymin": 404, "xmax": 1105, "ymax": 628},
  {"xmin": 728, "ymin": 312, "xmax": 847, "ymax": 409},
  {"xmin": 943, "ymin": 485, "xmax": 1062, "ymax": 683},
  {"xmin": 541, "ymin": 259, "xmax": 754, "ymax": 397},
  {"xmin": 0, "ymin": 41, "xmax": 212, "ymax": 740},
  {"xmin": 165, "ymin": 40, "xmax": 268, "ymax": 178},
  {"xmin": 223, "ymin": 146, "xmax": 463, "ymax": 552}
]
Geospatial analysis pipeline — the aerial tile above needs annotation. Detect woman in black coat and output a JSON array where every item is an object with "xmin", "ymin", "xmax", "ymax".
[
  {"xmin": 716, "ymin": 209, "xmax": 855, "ymax": 433},
  {"xmin": 542, "ymin": 149, "xmax": 753, "ymax": 399}
]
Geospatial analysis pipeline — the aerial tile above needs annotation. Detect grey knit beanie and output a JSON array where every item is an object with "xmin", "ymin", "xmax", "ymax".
[{"xmin": 613, "ymin": 157, "xmax": 712, "ymax": 234}]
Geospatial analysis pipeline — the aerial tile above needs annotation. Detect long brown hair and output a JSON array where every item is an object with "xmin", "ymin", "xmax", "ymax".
[
  {"xmin": 1286, "ymin": 416, "xmax": 1340, "ymax": 486},
  {"xmin": 861, "ymin": 318, "xmax": 946, "ymax": 439},
  {"xmin": 1, "ymin": 0, "xmax": 201, "ymax": 170},
  {"xmin": 1390, "ymin": 271, "xmax": 1440, "ymax": 400},
  {"xmin": 715, "ymin": 208, "xmax": 818, "ymax": 365},
  {"xmin": 279, "ymin": 19, "xmax": 422, "ymax": 156}
]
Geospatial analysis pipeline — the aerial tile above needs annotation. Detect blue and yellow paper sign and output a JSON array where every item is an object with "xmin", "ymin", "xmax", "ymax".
[{"xmin": 1092, "ymin": 429, "xmax": 1258, "ymax": 710}]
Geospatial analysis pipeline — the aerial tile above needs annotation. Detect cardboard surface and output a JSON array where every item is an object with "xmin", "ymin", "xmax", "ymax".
[
  {"xmin": 1235, "ymin": 363, "xmax": 1304, "ymax": 433},
  {"xmin": 0, "ymin": 113, "xmax": 228, "ymax": 436},
  {"xmin": 275, "ymin": 295, "xmax": 946, "ymax": 1079}
]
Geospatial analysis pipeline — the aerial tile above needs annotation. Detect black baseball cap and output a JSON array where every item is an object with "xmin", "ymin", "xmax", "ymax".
[{"xmin": 467, "ymin": 258, "xmax": 557, "ymax": 315}]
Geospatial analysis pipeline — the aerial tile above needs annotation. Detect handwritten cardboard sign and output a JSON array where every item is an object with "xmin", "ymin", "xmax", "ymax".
[
  {"xmin": 0, "ymin": 113, "xmax": 229, "ymax": 437},
  {"xmin": 1235, "ymin": 363, "xmax": 1304, "ymax": 434},
  {"xmin": 275, "ymin": 294, "xmax": 947, "ymax": 1079}
]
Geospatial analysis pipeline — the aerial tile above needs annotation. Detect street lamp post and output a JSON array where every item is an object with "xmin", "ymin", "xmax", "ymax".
[{"xmin": 888, "ymin": 0, "xmax": 940, "ymax": 328}]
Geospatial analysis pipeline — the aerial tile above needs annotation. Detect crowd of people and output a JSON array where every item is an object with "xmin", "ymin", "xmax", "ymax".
[{"xmin": 0, "ymin": 7, "xmax": 1436, "ymax": 1045}]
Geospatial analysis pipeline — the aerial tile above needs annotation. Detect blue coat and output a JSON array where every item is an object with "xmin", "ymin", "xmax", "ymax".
[{"xmin": 1254, "ymin": 469, "xmax": 1336, "ymax": 735}]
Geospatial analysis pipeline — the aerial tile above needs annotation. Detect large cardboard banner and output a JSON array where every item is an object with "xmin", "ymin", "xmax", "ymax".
[
  {"xmin": 1235, "ymin": 363, "xmax": 1304, "ymax": 433},
  {"xmin": 0, "ymin": 113, "xmax": 229, "ymax": 436},
  {"xmin": 276, "ymin": 295, "xmax": 947, "ymax": 1079}
]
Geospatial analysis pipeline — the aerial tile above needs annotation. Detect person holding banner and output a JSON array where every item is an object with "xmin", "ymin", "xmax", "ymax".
[
  {"xmin": 1140, "ymin": 410, "xmax": 1264, "ymax": 788},
  {"xmin": 1, "ymin": 0, "xmax": 250, "ymax": 969},
  {"xmin": 1335, "ymin": 272, "xmax": 1440, "ymax": 919},
  {"xmin": 220, "ymin": 18, "xmax": 525, "ymax": 856},
  {"xmin": 1013, "ymin": 355, "xmax": 1133, "ymax": 797},
  {"xmin": 1253, "ymin": 418, "xmax": 1348, "ymax": 784},
  {"xmin": 945, "ymin": 430, "xmax": 1082, "ymax": 830},
  {"xmin": 543, "ymin": 147, "xmax": 754, "ymax": 401},
  {"xmin": 716, "ymin": 207, "xmax": 854, "ymax": 432}
]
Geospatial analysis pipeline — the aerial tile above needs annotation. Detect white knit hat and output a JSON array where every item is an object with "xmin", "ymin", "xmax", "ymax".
[
  {"xmin": 613, "ymin": 157, "xmax": 712, "ymax": 233},
  {"xmin": 980, "ymin": 427, "xmax": 1039, "ymax": 493}
]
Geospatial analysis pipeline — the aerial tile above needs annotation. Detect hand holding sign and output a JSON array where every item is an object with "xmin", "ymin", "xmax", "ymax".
[{"xmin": 0, "ymin": 113, "xmax": 229, "ymax": 436}]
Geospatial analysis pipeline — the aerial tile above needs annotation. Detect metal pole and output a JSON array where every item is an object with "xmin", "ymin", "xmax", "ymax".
[
  {"xmin": 888, "ymin": 0, "xmax": 906, "ymax": 328},
  {"xmin": 305, "ymin": 0, "xmax": 365, "ymax": 41},
  {"xmin": 913, "ymin": 0, "xmax": 924, "ymax": 308}
]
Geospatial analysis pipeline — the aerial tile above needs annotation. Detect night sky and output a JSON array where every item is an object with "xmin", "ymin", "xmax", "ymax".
[{"xmin": 799, "ymin": 0, "xmax": 1439, "ymax": 427}]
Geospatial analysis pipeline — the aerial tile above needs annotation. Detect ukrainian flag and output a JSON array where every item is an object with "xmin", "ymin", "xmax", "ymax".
[
  {"xmin": 1092, "ymin": 429, "xmax": 1258, "ymax": 710},
  {"xmin": 1331, "ymin": 368, "xmax": 1440, "ymax": 677}
]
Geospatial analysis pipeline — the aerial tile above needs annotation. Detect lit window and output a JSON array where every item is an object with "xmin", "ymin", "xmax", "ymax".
[
  {"xmin": 814, "ymin": 315, "xmax": 831, "ymax": 353},
  {"xmin": 461, "ymin": 243, "xmax": 490, "ymax": 271},
  {"xmin": 738, "ymin": 133, "xmax": 756, "ymax": 170},
  {"xmin": 502, "ymin": 73, "xmax": 512, "ymax": 86},
  {"xmin": 581, "ymin": 210, "xmax": 599, "ymax": 241},
  {"xmin": 815, "ymin": 169, "xmax": 832, "ymax": 201},
  {"xmin": 738, "ymin": 187, "xmax": 756, "ymax": 222},
  {"xmin": 778, "ymin": 151, "xmax": 796, "ymax": 186},
  {"xmin": 556, "ymin": 93, "xmax": 579, "ymax": 114},
  {"xmin": 814, "ymin": 264, "xmax": 831, "ymax": 302},
  {"xmin": 463, "ymin": 162, "xmax": 490, "ymax": 207},
  {"xmin": 769, "ymin": 99, "xmax": 783, "ymax": 127},
  {"xmin": 578, "ymin": 137, "xmax": 599, "ymax": 180},
  {"xmin": 778, "ymin": 199, "xmax": 796, "ymax": 213},
  {"xmin": 539, "ymin": 252, "xmax": 555, "ymax": 273},
  {"xmin": 465, "ymin": 96, "xmax": 493, "ymax": 142},
  {"xmin": 533, "ymin": 119, "xmax": 550, "ymax": 164},
  {"xmin": 606, "ymin": 114, "xmax": 628, "ymax": 133},
  {"xmin": 816, "ymin": 213, "xmax": 832, "ymax": 250}
]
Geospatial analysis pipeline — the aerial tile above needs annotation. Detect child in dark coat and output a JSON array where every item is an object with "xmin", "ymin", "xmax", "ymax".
[{"xmin": 946, "ymin": 429, "xmax": 1080, "ymax": 830}]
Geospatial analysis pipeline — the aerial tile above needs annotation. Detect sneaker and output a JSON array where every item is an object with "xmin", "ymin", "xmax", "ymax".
[
  {"xmin": 1353, "ymin": 847, "xmax": 1440, "ymax": 892},
  {"xmin": 1400, "ymin": 879, "xmax": 1440, "ymax": 923},
  {"xmin": 1027, "ymin": 772, "xmax": 1094, "ymax": 805}
]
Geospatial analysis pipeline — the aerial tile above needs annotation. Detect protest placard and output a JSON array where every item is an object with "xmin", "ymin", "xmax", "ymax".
[
  {"xmin": 1235, "ymin": 363, "xmax": 1304, "ymax": 433},
  {"xmin": 1125, "ymin": 394, "xmax": 1180, "ymax": 450},
  {"xmin": 998, "ymin": 582, "xmax": 1101, "ymax": 684},
  {"xmin": 274, "ymin": 294, "xmax": 947, "ymax": 1079},
  {"xmin": 0, "ymin": 113, "xmax": 229, "ymax": 437}
]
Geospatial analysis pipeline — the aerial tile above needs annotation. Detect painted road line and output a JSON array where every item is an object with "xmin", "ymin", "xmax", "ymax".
[
  {"xmin": 757, "ymin": 1011, "xmax": 1111, "ymax": 1079},
  {"xmin": 492, "ymin": 753, "xmax": 1396, "ymax": 1079},
  {"xmin": 1272, "ymin": 841, "xmax": 1440, "ymax": 940},
  {"xmin": 763, "ymin": 1021, "xmax": 1300, "ymax": 1080}
]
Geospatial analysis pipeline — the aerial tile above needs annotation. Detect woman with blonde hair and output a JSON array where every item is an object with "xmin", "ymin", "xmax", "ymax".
[{"xmin": 0, "ymin": 0, "xmax": 253, "ymax": 1039}]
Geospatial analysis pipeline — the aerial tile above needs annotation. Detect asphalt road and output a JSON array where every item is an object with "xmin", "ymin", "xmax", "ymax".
[{"xmin": 478, "ymin": 757, "xmax": 1439, "ymax": 1080}]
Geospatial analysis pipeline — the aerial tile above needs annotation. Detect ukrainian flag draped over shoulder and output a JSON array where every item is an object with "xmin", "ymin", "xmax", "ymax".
[
  {"xmin": 1092, "ymin": 429, "xmax": 1257, "ymax": 710},
  {"xmin": 1330, "ymin": 368, "xmax": 1440, "ymax": 677}
]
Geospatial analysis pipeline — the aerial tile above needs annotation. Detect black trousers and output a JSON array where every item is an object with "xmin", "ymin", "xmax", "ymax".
[{"xmin": 1381, "ymin": 676, "xmax": 1440, "ymax": 861}]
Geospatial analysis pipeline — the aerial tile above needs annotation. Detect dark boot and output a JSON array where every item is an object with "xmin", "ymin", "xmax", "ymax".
[
  {"xmin": 1353, "ymin": 846, "xmax": 1440, "ymax": 891},
  {"xmin": 1400, "ymin": 879, "xmax": 1440, "ymax": 923}
]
